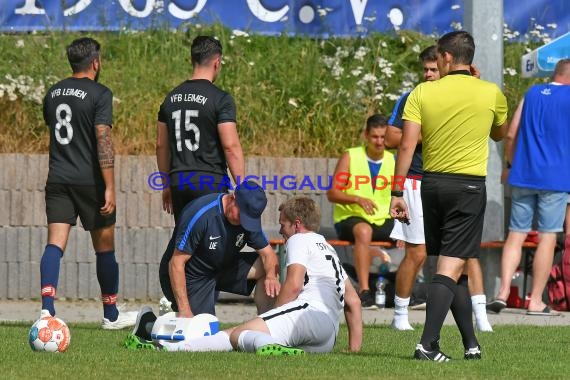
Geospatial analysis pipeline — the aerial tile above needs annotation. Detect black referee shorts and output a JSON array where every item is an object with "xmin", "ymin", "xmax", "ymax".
[
  {"xmin": 421, "ymin": 172, "xmax": 486, "ymax": 259},
  {"xmin": 45, "ymin": 183, "xmax": 116, "ymax": 231}
]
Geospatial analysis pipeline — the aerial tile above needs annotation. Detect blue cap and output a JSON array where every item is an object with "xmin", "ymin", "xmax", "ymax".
[{"xmin": 235, "ymin": 180, "xmax": 267, "ymax": 232}]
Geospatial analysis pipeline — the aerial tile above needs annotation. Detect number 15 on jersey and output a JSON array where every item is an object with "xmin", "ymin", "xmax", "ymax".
[{"xmin": 173, "ymin": 109, "xmax": 200, "ymax": 152}]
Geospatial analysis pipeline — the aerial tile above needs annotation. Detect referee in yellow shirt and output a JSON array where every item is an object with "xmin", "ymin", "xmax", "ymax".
[{"xmin": 390, "ymin": 30, "xmax": 508, "ymax": 361}]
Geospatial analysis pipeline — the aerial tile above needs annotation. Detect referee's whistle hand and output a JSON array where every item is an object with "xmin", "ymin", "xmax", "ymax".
[{"xmin": 389, "ymin": 199, "xmax": 409, "ymax": 222}]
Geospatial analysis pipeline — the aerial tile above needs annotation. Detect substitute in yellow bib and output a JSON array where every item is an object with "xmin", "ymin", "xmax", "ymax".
[{"xmin": 327, "ymin": 114, "xmax": 395, "ymax": 309}]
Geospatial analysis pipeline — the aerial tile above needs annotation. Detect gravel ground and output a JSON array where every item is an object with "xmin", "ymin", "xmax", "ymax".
[{"xmin": 1, "ymin": 299, "xmax": 569, "ymax": 327}]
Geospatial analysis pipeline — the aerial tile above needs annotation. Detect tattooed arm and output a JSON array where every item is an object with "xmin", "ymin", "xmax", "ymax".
[{"xmin": 96, "ymin": 124, "xmax": 115, "ymax": 216}]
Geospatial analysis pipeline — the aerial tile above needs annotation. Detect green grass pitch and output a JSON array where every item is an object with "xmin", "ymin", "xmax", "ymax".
[{"xmin": 3, "ymin": 322, "xmax": 570, "ymax": 379}]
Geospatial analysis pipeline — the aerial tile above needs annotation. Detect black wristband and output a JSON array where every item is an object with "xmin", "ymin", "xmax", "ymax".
[
  {"xmin": 506, "ymin": 161, "xmax": 512, "ymax": 169},
  {"xmin": 391, "ymin": 190, "xmax": 404, "ymax": 197}
]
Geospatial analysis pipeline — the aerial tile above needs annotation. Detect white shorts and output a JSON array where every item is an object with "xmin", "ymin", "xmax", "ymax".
[
  {"xmin": 390, "ymin": 177, "xmax": 425, "ymax": 244},
  {"xmin": 259, "ymin": 300, "xmax": 338, "ymax": 353}
]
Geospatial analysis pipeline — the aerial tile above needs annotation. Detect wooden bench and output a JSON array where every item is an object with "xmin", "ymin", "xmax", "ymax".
[
  {"xmin": 269, "ymin": 238, "xmax": 393, "ymax": 248},
  {"xmin": 480, "ymin": 240, "xmax": 539, "ymax": 307},
  {"xmin": 270, "ymin": 237, "xmax": 539, "ymax": 307}
]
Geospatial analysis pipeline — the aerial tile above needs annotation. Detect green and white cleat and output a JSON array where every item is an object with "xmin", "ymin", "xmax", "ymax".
[
  {"xmin": 256, "ymin": 344, "xmax": 305, "ymax": 356},
  {"xmin": 124, "ymin": 333, "xmax": 157, "ymax": 351}
]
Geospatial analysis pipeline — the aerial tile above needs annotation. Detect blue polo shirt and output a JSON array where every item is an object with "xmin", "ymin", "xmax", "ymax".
[
  {"xmin": 172, "ymin": 193, "xmax": 269, "ymax": 273},
  {"xmin": 389, "ymin": 92, "xmax": 423, "ymax": 178},
  {"xmin": 508, "ymin": 83, "xmax": 570, "ymax": 192}
]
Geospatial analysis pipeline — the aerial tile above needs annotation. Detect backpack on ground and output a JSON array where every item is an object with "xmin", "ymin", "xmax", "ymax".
[{"xmin": 547, "ymin": 235, "xmax": 570, "ymax": 311}]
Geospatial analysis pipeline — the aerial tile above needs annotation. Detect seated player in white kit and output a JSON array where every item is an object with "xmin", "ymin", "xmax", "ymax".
[{"xmin": 125, "ymin": 196, "xmax": 363, "ymax": 354}]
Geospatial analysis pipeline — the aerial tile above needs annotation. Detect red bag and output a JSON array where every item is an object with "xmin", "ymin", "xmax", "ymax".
[{"xmin": 547, "ymin": 235, "xmax": 570, "ymax": 311}]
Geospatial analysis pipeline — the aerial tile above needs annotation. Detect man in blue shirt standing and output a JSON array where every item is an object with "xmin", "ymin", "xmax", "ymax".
[
  {"xmin": 488, "ymin": 59, "xmax": 570, "ymax": 316},
  {"xmin": 159, "ymin": 180, "xmax": 280, "ymax": 317}
]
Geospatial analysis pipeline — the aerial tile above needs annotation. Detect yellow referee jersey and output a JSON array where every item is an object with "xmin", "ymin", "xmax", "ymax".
[{"xmin": 403, "ymin": 73, "xmax": 507, "ymax": 176}]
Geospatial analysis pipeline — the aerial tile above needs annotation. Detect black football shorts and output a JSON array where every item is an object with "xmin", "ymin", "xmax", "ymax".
[
  {"xmin": 45, "ymin": 183, "xmax": 116, "ymax": 231},
  {"xmin": 421, "ymin": 172, "xmax": 486, "ymax": 258}
]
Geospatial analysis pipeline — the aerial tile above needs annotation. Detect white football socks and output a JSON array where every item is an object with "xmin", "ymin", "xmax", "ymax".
[
  {"xmin": 472, "ymin": 294, "xmax": 493, "ymax": 332},
  {"xmin": 237, "ymin": 330, "xmax": 277, "ymax": 352},
  {"xmin": 160, "ymin": 331, "xmax": 233, "ymax": 352},
  {"xmin": 391, "ymin": 296, "xmax": 414, "ymax": 331}
]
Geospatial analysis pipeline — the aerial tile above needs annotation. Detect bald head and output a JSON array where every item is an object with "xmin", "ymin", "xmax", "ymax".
[{"xmin": 553, "ymin": 58, "xmax": 570, "ymax": 84}]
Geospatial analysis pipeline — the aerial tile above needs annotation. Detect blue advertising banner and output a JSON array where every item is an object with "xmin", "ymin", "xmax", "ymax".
[
  {"xmin": 521, "ymin": 32, "xmax": 570, "ymax": 77},
  {"xmin": 1, "ymin": 0, "xmax": 569, "ymax": 38}
]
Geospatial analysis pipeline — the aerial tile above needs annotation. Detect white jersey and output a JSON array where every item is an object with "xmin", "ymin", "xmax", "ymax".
[{"xmin": 285, "ymin": 232, "xmax": 348, "ymax": 322}]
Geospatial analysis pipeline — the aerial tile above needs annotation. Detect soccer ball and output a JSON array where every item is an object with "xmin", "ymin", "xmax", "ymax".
[{"xmin": 28, "ymin": 316, "xmax": 71, "ymax": 352}]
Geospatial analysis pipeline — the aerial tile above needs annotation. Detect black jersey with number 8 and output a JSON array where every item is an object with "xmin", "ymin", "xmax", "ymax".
[{"xmin": 43, "ymin": 77, "xmax": 113, "ymax": 186}]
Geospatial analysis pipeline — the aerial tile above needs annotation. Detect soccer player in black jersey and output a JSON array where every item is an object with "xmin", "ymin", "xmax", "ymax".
[
  {"xmin": 156, "ymin": 35, "xmax": 245, "ymax": 223},
  {"xmin": 40, "ymin": 37, "xmax": 136, "ymax": 329}
]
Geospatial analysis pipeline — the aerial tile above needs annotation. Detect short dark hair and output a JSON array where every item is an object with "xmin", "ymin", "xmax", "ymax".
[
  {"xmin": 67, "ymin": 37, "xmax": 100, "ymax": 73},
  {"xmin": 191, "ymin": 36, "xmax": 222, "ymax": 66},
  {"xmin": 437, "ymin": 31, "xmax": 475, "ymax": 65},
  {"xmin": 419, "ymin": 45, "xmax": 437, "ymax": 62},
  {"xmin": 365, "ymin": 114, "xmax": 388, "ymax": 133},
  {"xmin": 278, "ymin": 196, "xmax": 321, "ymax": 232},
  {"xmin": 554, "ymin": 58, "xmax": 570, "ymax": 78}
]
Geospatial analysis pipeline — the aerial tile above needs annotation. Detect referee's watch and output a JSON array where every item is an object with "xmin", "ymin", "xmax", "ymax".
[
  {"xmin": 506, "ymin": 161, "xmax": 512, "ymax": 169},
  {"xmin": 391, "ymin": 190, "xmax": 404, "ymax": 197}
]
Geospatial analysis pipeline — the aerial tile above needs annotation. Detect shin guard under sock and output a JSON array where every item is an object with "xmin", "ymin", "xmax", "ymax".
[
  {"xmin": 450, "ymin": 275, "xmax": 479, "ymax": 349},
  {"xmin": 40, "ymin": 244, "xmax": 63, "ymax": 316},
  {"xmin": 420, "ymin": 274, "xmax": 457, "ymax": 349},
  {"xmin": 96, "ymin": 250, "xmax": 119, "ymax": 321}
]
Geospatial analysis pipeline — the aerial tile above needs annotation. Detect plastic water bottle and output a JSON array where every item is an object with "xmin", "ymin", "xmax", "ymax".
[{"xmin": 375, "ymin": 276, "xmax": 386, "ymax": 309}]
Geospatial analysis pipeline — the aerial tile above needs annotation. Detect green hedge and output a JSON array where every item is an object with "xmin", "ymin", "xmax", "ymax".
[{"xmin": 0, "ymin": 25, "xmax": 544, "ymax": 156}]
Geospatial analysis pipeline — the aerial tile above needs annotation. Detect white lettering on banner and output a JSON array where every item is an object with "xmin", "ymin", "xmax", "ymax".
[
  {"xmin": 349, "ymin": 0, "xmax": 369, "ymax": 25},
  {"xmin": 246, "ymin": 0, "xmax": 289, "ymax": 23},
  {"xmin": 12, "ymin": 0, "xmax": 372, "ymax": 28},
  {"xmin": 118, "ymin": 0, "xmax": 157, "ymax": 18},
  {"xmin": 14, "ymin": 0, "xmax": 45, "ymax": 14},
  {"xmin": 169, "ymin": 0, "xmax": 208, "ymax": 20},
  {"xmin": 64, "ymin": 0, "xmax": 93, "ymax": 17},
  {"xmin": 15, "ymin": 0, "xmax": 92, "ymax": 16}
]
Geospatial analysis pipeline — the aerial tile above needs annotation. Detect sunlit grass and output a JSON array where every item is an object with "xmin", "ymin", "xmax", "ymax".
[{"xmin": 3, "ymin": 321, "xmax": 570, "ymax": 380}]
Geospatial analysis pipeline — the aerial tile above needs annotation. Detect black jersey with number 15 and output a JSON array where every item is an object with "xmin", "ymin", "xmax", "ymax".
[
  {"xmin": 43, "ymin": 77, "xmax": 113, "ymax": 186},
  {"xmin": 157, "ymin": 79, "xmax": 236, "ymax": 184}
]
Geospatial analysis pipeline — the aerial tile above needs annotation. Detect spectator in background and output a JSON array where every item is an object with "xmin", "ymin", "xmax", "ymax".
[
  {"xmin": 327, "ymin": 114, "xmax": 395, "ymax": 309},
  {"xmin": 487, "ymin": 59, "xmax": 570, "ymax": 316},
  {"xmin": 386, "ymin": 46, "xmax": 493, "ymax": 332},
  {"xmin": 390, "ymin": 31, "xmax": 508, "ymax": 361},
  {"xmin": 385, "ymin": 46, "xmax": 437, "ymax": 330}
]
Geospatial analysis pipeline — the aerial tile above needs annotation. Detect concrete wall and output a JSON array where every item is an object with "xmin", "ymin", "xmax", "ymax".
[
  {"xmin": 0, "ymin": 154, "xmax": 340, "ymax": 300},
  {"xmin": 0, "ymin": 153, "xmax": 504, "ymax": 301}
]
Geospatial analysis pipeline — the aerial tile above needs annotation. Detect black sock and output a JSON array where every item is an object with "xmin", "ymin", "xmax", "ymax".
[
  {"xmin": 420, "ymin": 274, "xmax": 457, "ymax": 350},
  {"xmin": 450, "ymin": 275, "xmax": 479, "ymax": 349}
]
